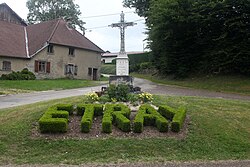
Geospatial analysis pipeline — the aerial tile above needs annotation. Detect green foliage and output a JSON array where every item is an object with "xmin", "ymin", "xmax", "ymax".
[
  {"xmin": 0, "ymin": 68, "xmax": 36, "ymax": 80},
  {"xmin": 171, "ymin": 107, "xmax": 187, "ymax": 132},
  {"xmin": 107, "ymin": 84, "xmax": 130, "ymax": 102},
  {"xmin": 79, "ymin": 104, "xmax": 103, "ymax": 133},
  {"xmin": 102, "ymin": 104, "xmax": 131, "ymax": 133},
  {"xmin": 51, "ymin": 103, "xmax": 74, "ymax": 115},
  {"xmin": 133, "ymin": 104, "xmax": 168, "ymax": 133},
  {"xmin": 100, "ymin": 64, "xmax": 116, "ymax": 75},
  {"xmin": 26, "ymin": 0, "xmax": 85, "ymax": 31},
  {"xmin": 39, "ymin": 106, "xmax": 69, "ymax": 133},
  {"xmin": 128, "ymin": 0, "xmax": 250, "ymax": 77},
  {"xmin": 158, "ymin": 105, "xmax": 176, "ymax": 120}
]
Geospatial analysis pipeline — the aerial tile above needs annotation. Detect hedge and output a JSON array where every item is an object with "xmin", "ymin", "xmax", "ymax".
[
  {"xmin": 158, "ymin": 105, "xmax": 176, "ymax": 120},
  {"xmin": 39, "ymin": 109, "xmax": 69, "ymax": 133},
  {"xmin": 53, "ymin": 104, "xmax": 74, "ymax": 115},
  {"xmin": 171, "ymin": 107, "xmax": 187, "ymax": 132},
  {"xmin": 133, "ymin": 104, "xmax": 168, "ymax": 133},
  {"xmin": 102, "ymin": 104, "xmax": 131, "ymax": 133},
  {"xmin": 77, "ymin": 104, "xmax": 103, "ymax": 133}
]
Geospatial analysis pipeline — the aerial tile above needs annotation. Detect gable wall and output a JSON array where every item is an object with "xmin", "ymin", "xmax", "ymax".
[{"xmin": 0, "ymin": 5, "xmax": 26, "ymax": 26}]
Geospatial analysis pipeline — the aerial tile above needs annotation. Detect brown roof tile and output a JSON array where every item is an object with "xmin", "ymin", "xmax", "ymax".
[
  {"xmin": 0, "ymin": 20, "xmax": 27, "ymax": 58},
  {"xmin": 0, "ymin": 19, "xmax": 104, "ymax": 59}
]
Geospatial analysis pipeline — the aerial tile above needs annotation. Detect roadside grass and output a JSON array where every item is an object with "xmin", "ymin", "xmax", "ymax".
[
  {"xmin": 0, "ymin": 79, "xmax": 104, "ymax": 94},
  {"xmin": 132, "ymin": 73, "xmax": 250, "ymax": 96},
  {"xmin": 0, "ymin": 95, "xmax": 249, "ymax": 165}
]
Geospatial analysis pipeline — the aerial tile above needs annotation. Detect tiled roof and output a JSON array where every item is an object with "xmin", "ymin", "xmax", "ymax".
[
  {"xmin": 0, "ymin": 19, "xmax": 104, "ymax": 59},
  {"xmin": 0, "ymin": 20, "xmax": 27, "ymax": 58}
]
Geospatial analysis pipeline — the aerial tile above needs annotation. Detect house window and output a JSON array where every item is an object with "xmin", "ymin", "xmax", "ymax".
[
  {"xmin": 88, "ymin": 67, "xmax": 92, "ymax": 76},
  {"xmin": 2, "ymin": 61, "xmax": 11, "ymax": 71},
  {"xmin": 65, "ymin": 64, "xmax": 77, "ymax": 75},
  {"xmin": 68, "ymin": 47, "xmax": 75, "ymax": 56},
  {"xmin": 35, "ymin": 61, "xmax": 50, "ymax": 73},
  {"xmin": 47, "ymin": 44, "xmax": 54, "ymax": 54}
]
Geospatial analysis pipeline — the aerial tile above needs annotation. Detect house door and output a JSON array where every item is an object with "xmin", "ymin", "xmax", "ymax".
[{"xmin": 93, "ymin": 68, "xmax": 98, "ymax": 80}]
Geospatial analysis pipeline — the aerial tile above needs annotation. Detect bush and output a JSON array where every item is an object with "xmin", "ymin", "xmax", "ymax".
[
  {"xmin": 133, "ymin": 104, "xmax": 168, "ymax": 133},
  {"xmin": 171, "ymin": 107, "xmax": 187, "ymax": 132},
  {"xmin": 0, "ymin": 68, "xmax": 36, "ymax": 80},
  {"xmin": 107, "ymin": 84, "xmax": 130, "ymax": 102},
  {"xmin": 158, "ymin": 105, "xmax": 176, "ymax": 120},
  {"xmin": 39, "ymin": 110, "xmax": 69, "ymax": 133},
  {"xmin": 78, "ymin": 104, "xmax": 103, "ymax": 133},
  {"xmin": 102, "ymin": 104, "xmax": 131, "ymax": 133},
  {"xmin": 52, "ymin": 104, "xmax": 74, "ymax": 115}
]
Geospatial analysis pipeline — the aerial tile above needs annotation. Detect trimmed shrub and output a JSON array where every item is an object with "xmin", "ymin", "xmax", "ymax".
[
  {"xmin": 102, "ymin": 104, "xmax": 131, "ymax": 133},
  {"xmin": 78, "ymin": 104, "xmax": 103, "ymax": 133},
  {"xmin": 53, "ymin": 104, "xmax": 74, "ymax": 115},
  {"xmin": 133, "ymin": 104, "xmax": 168, "ymax": 133},
  {"xmin": 171, "ymin": 107, "xmax": 187, "ymax": 132},
  {"xmin": 158, "ymin": 105, "xmax": 176, "ymax": 120},
  {"xmin": 39, "ymin": 109, "xmax": 69, "ymax": 133}
]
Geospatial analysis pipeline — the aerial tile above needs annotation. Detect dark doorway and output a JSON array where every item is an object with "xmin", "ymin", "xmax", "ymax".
[{"xmin": 93, "ymin": 68, "xmax": 98, "ymax": 80}]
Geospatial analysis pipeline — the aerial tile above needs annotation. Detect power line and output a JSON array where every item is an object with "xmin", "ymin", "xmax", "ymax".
[
  {"xmin": 81, "ymin": 11, "xmax": 134, "ymax": 19},
  {"xmin": 86, "ymin": 19, "xmax": 145, "ymax": 30}
]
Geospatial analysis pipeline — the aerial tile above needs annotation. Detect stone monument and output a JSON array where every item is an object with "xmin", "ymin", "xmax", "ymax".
[{"xmin": 109, "ymin": 11, "xmax": 136, "ymax": 86}]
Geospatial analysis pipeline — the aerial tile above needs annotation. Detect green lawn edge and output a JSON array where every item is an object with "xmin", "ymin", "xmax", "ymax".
[
  {"xmin": 0, "ymin": 95, "xmax": 249, "ymax": 165},
  {"xmin": 131, "ymin": 73, "xmax": 250, "ymax": 96}
]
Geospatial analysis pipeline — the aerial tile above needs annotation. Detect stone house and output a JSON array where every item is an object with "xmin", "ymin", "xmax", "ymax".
[{"xmin": 0, "ymin": 3, "xmax": 104, "ymax": 80}]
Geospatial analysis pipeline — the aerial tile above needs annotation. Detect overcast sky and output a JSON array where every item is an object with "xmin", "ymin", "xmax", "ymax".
[{"xmin": 0, "ymin": 0, "xmax": 147, "ymax": 52}]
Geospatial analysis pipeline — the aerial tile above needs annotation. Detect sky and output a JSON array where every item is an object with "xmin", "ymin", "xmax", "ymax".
[{"xmin": 0, "ymin": 0, "xmax": 147, "ymax": 52}]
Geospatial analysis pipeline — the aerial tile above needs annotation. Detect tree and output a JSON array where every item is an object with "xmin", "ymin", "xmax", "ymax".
[
  {"xmin": 123, "ymin": 0, "xmax": 150, "ymax": 18},
  {"xmin": 125, "ymin": 0, "xmax": 250, "ymax": 77},
  {"xmin": 26, "ymin": 0, "xmax": 85, "ymax": 31}
]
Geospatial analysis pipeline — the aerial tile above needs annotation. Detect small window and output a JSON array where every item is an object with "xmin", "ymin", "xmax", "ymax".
[
  {"xmin": 88, "ymin": 67, "xmax": 92, "ymax": 76},
  {"xmin": 65, "ymin": 64, "xmax": 77, "ymax": 75},
  {"xmin": 35, "ymin": 61, "xmax": 50, "ymax": 73},
  {"xmin": 69, "ymin": 47, "xmax": 75, "ymax": 56},
  {"xmin": 47, "ymin": 44, "xmax": 54, "ymax": 54},
  {"xmin": 38, "ymin": 61, "xmax": 46, "ymax": 73},
  {"xmin": 2, "ymin": 61, "xmax": 11, "ymax": 71}
]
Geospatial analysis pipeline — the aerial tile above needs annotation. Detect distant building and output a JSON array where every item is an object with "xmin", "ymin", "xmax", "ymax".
[
  {"xmin": 101, "ymin": 51, "xmax": 145, "ymax": 64},
  {"xmin": 0, "ymin": 3, "xmax": 27, "ymax": 26},
  {"xmin": 0, "ymin": 3, "xmax": 104, "ymax": 80}
]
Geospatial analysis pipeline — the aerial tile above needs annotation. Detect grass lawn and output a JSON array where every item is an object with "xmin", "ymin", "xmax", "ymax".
[
  {"xmin": 0, "ymin": 95, "xmax": 249, "ymax": 165},
  {"xmin": 132, "ymin": 73, "xmax": 250, "ymax": 96},
  {"xmin": 0, "ymin": 79, "xmax": 105, "ymax": 94}
]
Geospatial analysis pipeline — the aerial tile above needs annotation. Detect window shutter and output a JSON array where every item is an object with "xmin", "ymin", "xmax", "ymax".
[
  {"xmin": 64, "ymin": 65, "xmax": 68, "ymax": 75},
  {"xmin": 35, "ymin": 61, "xmax": 39, "ymax": 72},
  {"xmin": 74, "ymin": 65, "xmax": 78, "ymax": 75},
  {"xmin": 46, "ymin": 62, "xmax": 51, "ymax": 73}
]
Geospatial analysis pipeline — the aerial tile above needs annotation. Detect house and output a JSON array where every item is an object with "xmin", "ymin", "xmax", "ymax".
[
  {"xmin": 0, "ymin": 3, "xmax": 27, "ymax": 26},
  {"xmin": 0, "ymin": 3, "xmax": 104, "ymax": 80}
]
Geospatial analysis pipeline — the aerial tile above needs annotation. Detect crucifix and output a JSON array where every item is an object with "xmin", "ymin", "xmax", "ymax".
[{"xmin": 110, "ymin": 11, "xmax": 136, "ymax": 76}]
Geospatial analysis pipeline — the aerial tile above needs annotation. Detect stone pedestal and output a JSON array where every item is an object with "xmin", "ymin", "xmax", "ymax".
[
  {"xmin": 109, "ymin": 75, "xmax": 133, "ymax": 86},
  {"xmin": 116, "ymin": 52, "xmax": 129, "ymax": 76}
]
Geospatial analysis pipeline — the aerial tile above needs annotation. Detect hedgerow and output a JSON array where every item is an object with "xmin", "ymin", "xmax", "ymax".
[
  {"xmin": 77, "ymin": 104, "xmax": 103, "ymax": 133},
  {"xmin": 39, "ymin": 104, "xmax": 72, "ymax": 133},
  {"xmin": 133, "ymin": 104, "xmax": 168, "ymax": 133},
  {"xmin": 102, "ymin": 104, "xmax": 131, "ymax": 133},
  {"xmin": 171, "ymin": 107, "xmax": 187, "ymax": 132}
]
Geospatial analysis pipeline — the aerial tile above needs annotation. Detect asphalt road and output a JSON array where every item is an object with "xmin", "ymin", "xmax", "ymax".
[{"xmin": 0, "ymin": 77, "xmax": 249, "ymax": 109}]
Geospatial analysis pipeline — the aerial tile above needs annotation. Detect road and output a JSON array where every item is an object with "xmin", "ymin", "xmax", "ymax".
[{"xmin": 0, "ymin": 78, "xmax": 249, "ymax": 109}]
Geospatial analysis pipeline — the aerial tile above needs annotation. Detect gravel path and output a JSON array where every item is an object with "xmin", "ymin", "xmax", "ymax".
[{"xmin": 1, "ymin": 160, "xmax": 250, "ymax": 167}]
